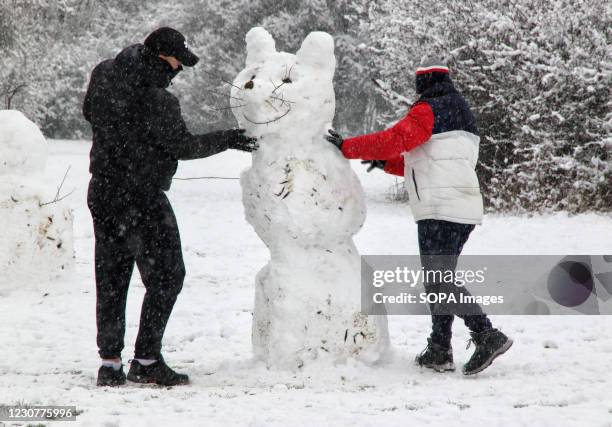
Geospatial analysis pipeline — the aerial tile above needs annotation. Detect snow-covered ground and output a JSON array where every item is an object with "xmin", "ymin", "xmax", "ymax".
[{"xmin": 1, "ymin": 140, "xmax": 611, "ymax": 427}]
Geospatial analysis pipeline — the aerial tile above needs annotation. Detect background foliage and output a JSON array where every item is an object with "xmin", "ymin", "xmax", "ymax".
[{"xmin": 1, "ymin": 0, "xmax": 610, "ymax": 212}]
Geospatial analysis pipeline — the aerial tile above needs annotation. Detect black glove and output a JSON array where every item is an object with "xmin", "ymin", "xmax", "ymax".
[
  {"xmin": 361, "ymin": 160, "xmax": 386, "ymax": 172},
  {"xmin": 226, "ymin": 129, "xmax": 258, "ymax": 152},
  {"xmin": 325, "ymin": 129, "xmax": 344, "ymax": 150}
]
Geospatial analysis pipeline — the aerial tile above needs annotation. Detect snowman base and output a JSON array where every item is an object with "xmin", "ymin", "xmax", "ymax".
[
  {"xmin": 251, "ymin": 244, "xmax": 389, "ymax": 370},
  {"xmin": 0, "ymin": 180, "xmax": 74, "ymax": 289}
]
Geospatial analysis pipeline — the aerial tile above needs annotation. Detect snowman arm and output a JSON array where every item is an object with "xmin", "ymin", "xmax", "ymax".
[{"xmin": 341, "ymin": 103, "xmax": 433, "ymax": 160}]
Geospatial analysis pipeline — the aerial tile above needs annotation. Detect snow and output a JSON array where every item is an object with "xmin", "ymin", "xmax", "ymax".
[
  {"xmin": 0, "ymin": 111, "xmax": 73, "ymax": 288},
  {"xmin": 0, "ymin": 139, "xmax": 611, "ymax": 426},
  {"xmin": 0, "ymin": 110, "xmax": 47, "ymax": 175},
  {"xmin": 232, "ymin": 28, "xmax": 389, "ymax": 368}
]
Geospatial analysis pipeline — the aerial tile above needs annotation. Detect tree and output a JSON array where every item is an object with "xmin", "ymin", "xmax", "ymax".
[
  {"xmin": 356, "ymin": 0, "xmax": 611, "ymax": 212},
  {"xmin": 3, "ymin": 0, "xmax": 609, "ymax": 212}
]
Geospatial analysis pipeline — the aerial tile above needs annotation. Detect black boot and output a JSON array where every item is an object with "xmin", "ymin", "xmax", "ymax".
[
  {"xmin": 127, "ymin": 357, "xmax": 189, "ymax": 386},
  {"xmin": 463, "ymin": 328, "xmax": 513, "ymax": 375},
  {"xmin": 415, "ymin": 338, "xmax": 455, "ymax": 372},
  {"xmin": 97, "ymin": 365, "xmax": 126, "ymax": 386}
]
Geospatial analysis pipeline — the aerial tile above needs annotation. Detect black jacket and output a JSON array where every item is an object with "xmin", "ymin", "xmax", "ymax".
[{"xmin": 83, "ymin": 44, "xmax": 232, "ymax": 191}]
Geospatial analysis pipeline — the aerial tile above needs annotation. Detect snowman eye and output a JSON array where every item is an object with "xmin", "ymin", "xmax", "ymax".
[{"xmin": 244, "ymin": 80, "xmax": 254, "ymax": 89}]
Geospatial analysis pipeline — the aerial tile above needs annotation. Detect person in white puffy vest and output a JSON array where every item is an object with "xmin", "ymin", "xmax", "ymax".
[{"xmin": 326, "ymin": 56, "xmax": 513, "ymax": 375}]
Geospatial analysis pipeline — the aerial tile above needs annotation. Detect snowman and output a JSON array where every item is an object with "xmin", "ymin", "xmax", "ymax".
[
  {"xmin": 0, "ymin": 110, "xmax": 73, "ymax": 288},
  {"xmin": 231, "ymin": 27, "xmax": 389, "ymax": 369}
]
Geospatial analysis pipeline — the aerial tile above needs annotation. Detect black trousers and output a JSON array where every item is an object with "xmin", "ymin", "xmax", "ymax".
[
  {"xmin": 88, "ymin": 177, "xmax": 185, "ymax": 360},
  {"xmin": 417, "ymin": 219, "xmax": 492, "ymax": 348}
]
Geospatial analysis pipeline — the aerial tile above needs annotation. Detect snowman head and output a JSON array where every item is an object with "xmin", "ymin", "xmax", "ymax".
[{"xmin": 231, "ymin": 27, "xmax": 336, "ymax": 140}]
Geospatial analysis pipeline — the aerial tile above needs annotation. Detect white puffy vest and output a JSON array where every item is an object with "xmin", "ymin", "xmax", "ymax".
[{"xmin": 403, "ymin": 130, "xmax": 484, "ymax": 224}]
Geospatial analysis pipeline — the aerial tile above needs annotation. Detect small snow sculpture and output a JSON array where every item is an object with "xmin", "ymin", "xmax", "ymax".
[{"xmin": 0, "ymin": 110, "xmax": 73, "ymax": 288}]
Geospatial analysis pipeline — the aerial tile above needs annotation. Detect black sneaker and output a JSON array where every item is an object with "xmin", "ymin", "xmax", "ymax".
[
  {"xmin": 463, "ymin": 328, "xmax": 513, "ymax": 375},
  {"xmin": 415, "ymin": 338, "xmax": 455, "ymax": 372},
  {"xmin": 97, "ymin": 365, "xmax": 126, "ymax": 386},
  {"xmin": 127, "ymin": 357, "xmax": 189, "ymax": 386}
]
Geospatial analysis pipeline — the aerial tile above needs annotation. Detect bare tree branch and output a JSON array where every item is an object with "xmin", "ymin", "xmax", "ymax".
[
  {"xmin": 3, "ymin": 83, "xmax": 27, "ymax": 109},
  {"xmin": 39, "ymin": 166, "xmax": 75, "ymax": 207},
  {"xmin": 371, "ymin": 78, "xmax": 413, "ymax": 108}
]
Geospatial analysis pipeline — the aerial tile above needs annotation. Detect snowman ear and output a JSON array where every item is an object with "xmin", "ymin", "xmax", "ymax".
[
  {"xmin": 296, "ymin": 31, "xmax": 335, "ymax": 76},
  {"xmin": 245, "ymin": 27, "xmax": 276, "ymax": 66}
]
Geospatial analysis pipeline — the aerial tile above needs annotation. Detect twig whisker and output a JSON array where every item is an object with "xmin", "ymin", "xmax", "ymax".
[
  {"xmin": 205, "ymin": 89, "xmax": 244, "ymax": 102},
  {"xmin": 202, "ymin": 69, "xmax": 243, "ymax": 91},
  {"xmin": 269, "ymin": 78, "xmax": 280, "ymax": 91},
  {"xmin": 209, "ymin": 104, "xmax": 246, "ymax": 111},
  {"xmin": 269, "ymin": 95, "xmax": 295, "ymax": 104},
  {"xmin": 265, "ymin": 100, "xmax": 279, "ymax": 112},
  {"xmin": 272, "ymin": 81, "xmax": 286, "ymax": 94}
]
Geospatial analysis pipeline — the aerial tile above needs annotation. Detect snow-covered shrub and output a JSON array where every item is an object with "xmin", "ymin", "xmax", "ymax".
[
  {"xmin": 359, "ymin": 0, "xmax": 611, "ymax": 213},
  {"xmin": 2, "ymin": 0, "xmax": 608, "ymax": 212}
]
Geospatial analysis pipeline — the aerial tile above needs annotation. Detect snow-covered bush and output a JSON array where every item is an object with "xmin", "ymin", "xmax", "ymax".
[
  {"xmin": 359, "ymin": 0, "xmax": 611, "ymax": 213},
  {"xmin": 2, "ymin": 0, "xmax": 609, "ymax": 212}
]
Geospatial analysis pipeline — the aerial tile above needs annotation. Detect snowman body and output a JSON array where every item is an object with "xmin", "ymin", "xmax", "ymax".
[{"xmin": 232, "ymin": 28, "xmax": 389, "ymax": 368}]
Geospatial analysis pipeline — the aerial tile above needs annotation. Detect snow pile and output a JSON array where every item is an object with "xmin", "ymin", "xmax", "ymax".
[
  {"xmin": 232, "ymin": 28, "xmax": 389, "ymax": 369},
  {"xmin": 0, "ymin": 110, "xmax": 73, "ymax": 288},
  {"xmin": 0, "ymin": 110, "xmax": 47, "ymax": 175}
]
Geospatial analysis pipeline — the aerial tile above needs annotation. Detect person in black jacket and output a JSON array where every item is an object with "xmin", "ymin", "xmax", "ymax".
[{"xmin": 83, "ymin": 27, "xmax": 256, "ymax": 387}]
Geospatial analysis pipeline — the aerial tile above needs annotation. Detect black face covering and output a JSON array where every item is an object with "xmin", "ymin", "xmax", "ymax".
[
  {"xmin": 415, "ymin": 72, "xmax": 452, "ymax": 96},
  {"xmin": 142, "ymin": 53, "xmax": 182, "ymax": 88},
  {"xmin": 167, "ymin": 64, "xmax": 183, "ymax": 82}
]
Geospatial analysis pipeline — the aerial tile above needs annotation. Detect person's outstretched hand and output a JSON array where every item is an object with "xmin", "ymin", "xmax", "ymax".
[
  {"xmin": 361, "ymin": 160, "xmax": 386, "ymax": 172},
  {"xmin": 227, "ymin": 129, "xmax": 258, "ymax": 152},
  {"xmin": 325, "ymin": 129, "xmax": 344, "ymax": 150}
]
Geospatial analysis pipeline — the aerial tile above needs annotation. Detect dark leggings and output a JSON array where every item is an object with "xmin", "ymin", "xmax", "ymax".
[
  {"xmin": 88, "ymin": 178, "xmax": 185, "ymax": 360},
  {"xmin": 418, "ymin": 219, "xmax": 492, "ymax": 348}
]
